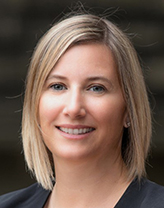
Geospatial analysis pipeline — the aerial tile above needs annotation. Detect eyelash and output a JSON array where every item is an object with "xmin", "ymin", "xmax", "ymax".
[
  {"xmin": 87, "ymin": 85, "xmax": 106, "ymax": 93},
  {"xmin": 50, "ymin": 83, "xmax": 67, "ymax": 91},
  {"xmin": 49, "ymin": 83, "xmax": 106, "ymax": 94}
]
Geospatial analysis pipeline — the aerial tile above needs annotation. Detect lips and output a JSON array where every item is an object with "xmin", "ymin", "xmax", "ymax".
[{"xmin": 56, "ymin": 126, "xmax": 95, "ymax": 135}]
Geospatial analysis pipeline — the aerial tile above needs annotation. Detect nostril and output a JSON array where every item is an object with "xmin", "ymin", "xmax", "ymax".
[{"xmin": 62, "ymin": 105, "xmax": 86, "ymax": 118}]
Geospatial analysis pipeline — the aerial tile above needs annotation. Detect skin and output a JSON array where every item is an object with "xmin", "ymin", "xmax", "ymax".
[{"xmin": 39, "ymin": 43, "xmax": 130, "ymax": 208}]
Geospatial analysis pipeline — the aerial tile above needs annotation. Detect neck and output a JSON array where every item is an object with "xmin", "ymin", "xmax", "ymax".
[{"xmin": 47, "ymin": 154, "xmax": 130, "ymax": 208}]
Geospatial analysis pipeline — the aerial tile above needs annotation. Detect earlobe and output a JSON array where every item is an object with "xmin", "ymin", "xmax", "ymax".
[
  {"xmin": 124, "ymin": 121, "xmax": 130, "ymax": 128},
  {"xmin": 123, "ymin": 112, "xmax": 130, "ymax": 128}
]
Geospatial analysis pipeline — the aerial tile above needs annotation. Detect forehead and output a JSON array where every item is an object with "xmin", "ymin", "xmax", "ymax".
[
  {"xmin": 49, "ymin": 43, "xmax": 117, "ymax": 76},
  {"xmin": 45, "ymin": 43, "xmax": 122, "ymax": 93}
]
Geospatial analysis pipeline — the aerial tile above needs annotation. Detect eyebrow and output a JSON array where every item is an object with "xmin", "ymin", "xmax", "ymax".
[
  {"xmin": 46, "ymin": 75, "xmax": 67, "ymax": 81},
  {"xmin": 86, "ymin": 76, "xmax": 113, "ymax": 85},
  {"xmin": 47, "ymin": 74, "xmax": 113, "ymax": 86}
]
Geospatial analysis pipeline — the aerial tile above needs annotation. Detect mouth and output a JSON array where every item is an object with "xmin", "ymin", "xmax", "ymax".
[{"xmin": 56, "ymin": 126, "xmax": 95, "ymax": 135}]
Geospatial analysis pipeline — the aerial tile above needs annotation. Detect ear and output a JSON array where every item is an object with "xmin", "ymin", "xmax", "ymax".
[{"xmin": 123, "ymin": 111, "xmax": 130, "ymax": 128}]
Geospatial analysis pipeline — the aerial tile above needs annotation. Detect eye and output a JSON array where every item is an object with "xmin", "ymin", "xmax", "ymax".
[
  {"xmin": 50, "ymin": 83, "xmax": 67, "ymax": 91},
  {"xmin": 88, "ymin": 85, "xmax": 106, "ymax": 93}
]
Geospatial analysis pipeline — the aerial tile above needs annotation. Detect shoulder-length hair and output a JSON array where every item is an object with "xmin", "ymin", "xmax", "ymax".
[{"xmin": 22, "ymin": 13, "xmax": 151, "ymax": 190}]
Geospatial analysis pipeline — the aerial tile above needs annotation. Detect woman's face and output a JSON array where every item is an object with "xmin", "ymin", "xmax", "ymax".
[{"xmin": 39, "ymin": 43, "xmax": 127, "ymax": 162}]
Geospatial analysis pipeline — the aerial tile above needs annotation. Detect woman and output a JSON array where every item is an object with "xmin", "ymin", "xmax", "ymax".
[{"xmin": 1, "ymin": 13, "xmax": 164, "ymax": 208}]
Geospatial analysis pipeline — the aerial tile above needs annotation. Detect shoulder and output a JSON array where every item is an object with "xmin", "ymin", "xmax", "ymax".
[
  {"xmin": 0, "ymin": 183, "xmax": 50, "ymax": 208},
  {"xmin": 116, "ymin": 178, "xmax": 164, "ymax": 208},
  {"xmin": 140, "ymin": 179, "xmax": 164, "ymax": 207},
  {"xmin": 128, "ymin": 178, "xmax": 164, "ymax": 208}
]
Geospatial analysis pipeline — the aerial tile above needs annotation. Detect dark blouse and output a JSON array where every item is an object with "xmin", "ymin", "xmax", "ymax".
[{"xmin": 1, "ymin": 178, "xmax": 164, "ymax": 208}]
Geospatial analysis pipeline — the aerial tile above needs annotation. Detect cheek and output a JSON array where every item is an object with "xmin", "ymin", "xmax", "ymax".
[
  {"xmin": 38, "ymin": 95, "xmax": 61, "ymax": 150},
  {"xmin": 90, "ymin": 97, "xmax": 126, "ymax": 126},
  {"xmin": 39, "ymin": 94, "xmax": 60, "ymax": 126}
]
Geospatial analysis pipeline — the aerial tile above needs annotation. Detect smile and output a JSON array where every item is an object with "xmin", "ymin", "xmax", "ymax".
[{"xmin": 57, "ymin": 127, "xmax": 95, "ymax": 135}]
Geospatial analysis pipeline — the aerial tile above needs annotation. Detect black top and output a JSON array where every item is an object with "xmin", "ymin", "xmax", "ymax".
[{"xmin": 1, "ymin": 178, "xmax": 164, "ymax": 208}]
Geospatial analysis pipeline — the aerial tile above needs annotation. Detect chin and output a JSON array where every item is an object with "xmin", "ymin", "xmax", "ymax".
[{"xmin": 52, "ymin": 147, "xmax": 93, "ymax": 162}]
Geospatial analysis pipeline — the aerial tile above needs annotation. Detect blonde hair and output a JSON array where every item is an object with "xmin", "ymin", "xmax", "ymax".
[{"xmin": 22, "ymin": 13, "xmax": 152, "ymax": 190}]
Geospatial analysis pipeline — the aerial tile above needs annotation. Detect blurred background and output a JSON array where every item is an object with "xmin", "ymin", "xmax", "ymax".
[{"xmin": 0, "ymin": 0, "xmax": 164, "ymax": 195}]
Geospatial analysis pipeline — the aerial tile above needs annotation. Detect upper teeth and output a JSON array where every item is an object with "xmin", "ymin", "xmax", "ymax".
[{"xmin": 59, "ymin": 127, "xmax": 94, "ymax": 135}]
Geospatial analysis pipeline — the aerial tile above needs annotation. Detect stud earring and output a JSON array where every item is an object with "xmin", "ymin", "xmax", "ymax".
[{"xmin": 126, "ymin": 122, "xmax": 130, "ymax": 127}]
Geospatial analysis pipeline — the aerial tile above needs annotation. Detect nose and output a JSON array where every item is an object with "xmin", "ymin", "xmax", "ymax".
[{"xmin": 63, "ymin": 89, "xmax": 86, "ymax": 119}]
